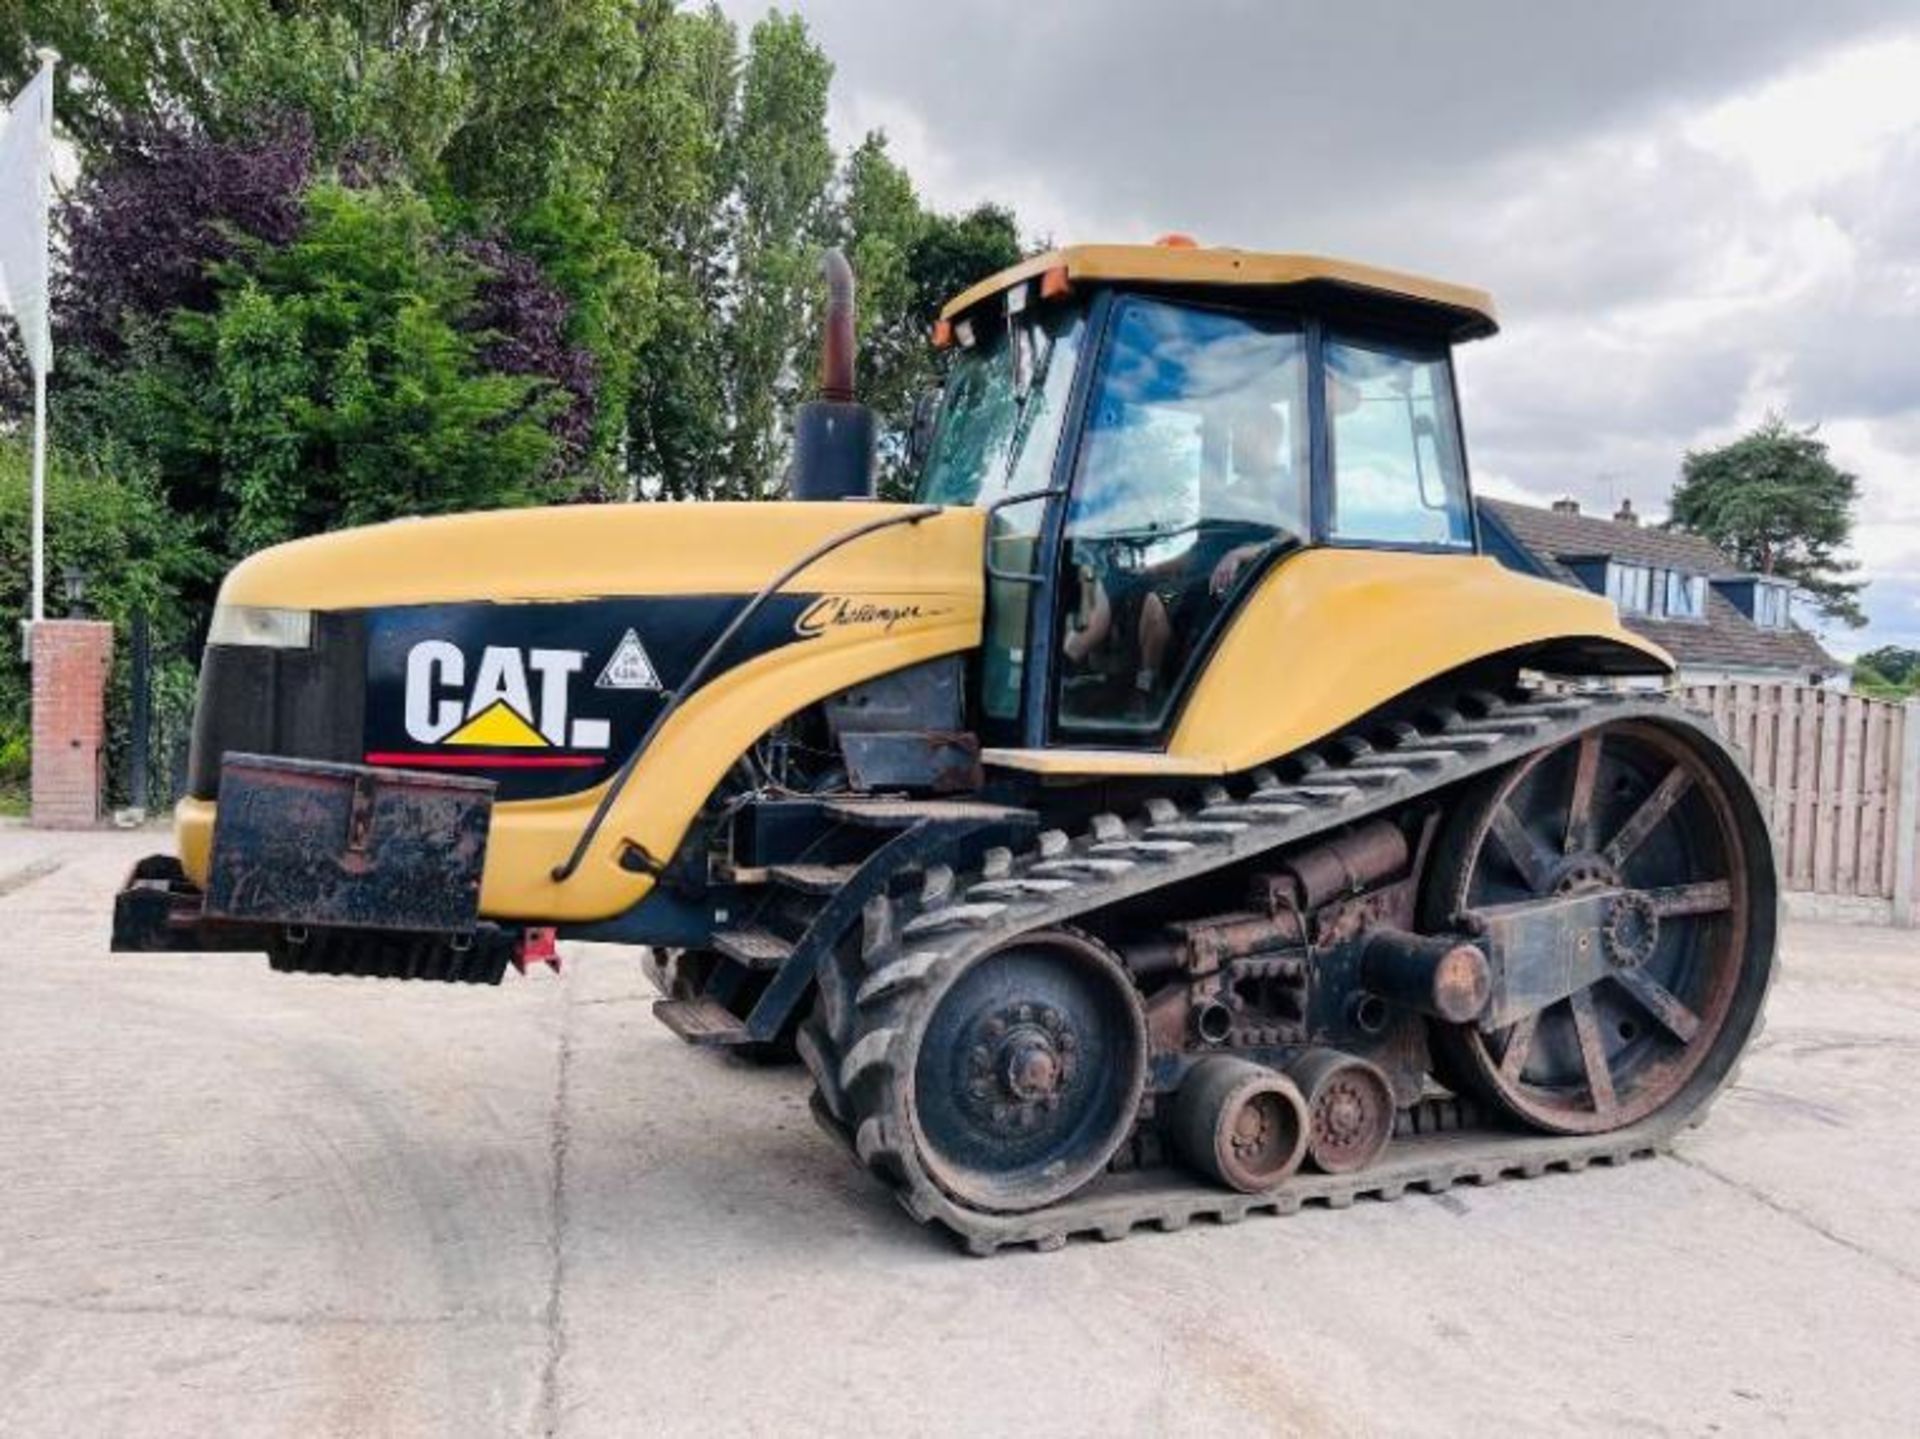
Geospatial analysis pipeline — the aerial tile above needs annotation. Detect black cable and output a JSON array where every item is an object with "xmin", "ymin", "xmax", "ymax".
[{"xmin": 550, "ymin": 505, "xmax": 943, "ymax": 883}]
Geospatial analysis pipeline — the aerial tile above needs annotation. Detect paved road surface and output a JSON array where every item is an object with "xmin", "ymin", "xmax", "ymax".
[{"xmin": 2, "ymin": 823, "xmax": 1917, "ymax": 1436}]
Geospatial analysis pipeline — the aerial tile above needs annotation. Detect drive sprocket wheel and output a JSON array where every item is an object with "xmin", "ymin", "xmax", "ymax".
[
  {"xmin": 807, "ymin": 925, "xmax": 1147, "ymax": 1215},
  {"xmin": 1425, "ymin": 717, "xmax": 1776, "ymax": 1135}
]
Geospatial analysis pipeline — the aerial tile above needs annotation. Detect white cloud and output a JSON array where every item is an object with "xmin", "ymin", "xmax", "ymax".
[
  {"xmin": 739, "ymin": 2, "xmax": 1920, "ymax": 651},
  {"xmin": 1684, "ymin": 35, "xmax": 1920, "ymax": 199}
]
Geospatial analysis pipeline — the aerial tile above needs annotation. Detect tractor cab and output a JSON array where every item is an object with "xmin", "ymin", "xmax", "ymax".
[{"xmin": 915, "ymin": 241, "xmax": 1500, "ymax": 752}]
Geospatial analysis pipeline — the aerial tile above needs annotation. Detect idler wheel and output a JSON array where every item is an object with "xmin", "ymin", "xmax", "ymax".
[
  {"xmin": 1286, "ymin": 1049, "xmax": 1395, "ymax": 1174},
  {"xmin": 1423, "ymin": 720, "xmax": 1772, "ymax": 1135},
  {"xmin": 1169, "ymin": 1057, "xmax": 1310, "ymax": 1193}
]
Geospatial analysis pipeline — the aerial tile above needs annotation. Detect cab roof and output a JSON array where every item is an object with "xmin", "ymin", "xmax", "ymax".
[{"xmin": 938, "ymin": 241, "xmax": 1499, "ymax": 342}]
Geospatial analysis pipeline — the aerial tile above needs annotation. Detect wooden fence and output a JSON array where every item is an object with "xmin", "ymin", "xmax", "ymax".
[{"xmin": 1679, "ymin": 681, "xmax": 1920, "ymax": 920}]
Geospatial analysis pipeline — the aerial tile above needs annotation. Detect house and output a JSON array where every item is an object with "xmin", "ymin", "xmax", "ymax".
[{"xmin": 1477, "ymin": 496, "xmax": 1842, "ymax": 686}]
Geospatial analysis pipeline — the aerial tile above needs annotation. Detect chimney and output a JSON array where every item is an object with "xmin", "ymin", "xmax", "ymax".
[
  {"xmin": 1614, "ymin": 497, "xmax": 1638, "ymax": 526},
  {"xmin": 1551, "ymin": 497, "xmax": 1581, "ymax": 515}
]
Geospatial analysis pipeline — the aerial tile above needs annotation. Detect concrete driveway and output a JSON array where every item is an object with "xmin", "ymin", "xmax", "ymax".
[{"xmin": 2, "ymin": 822, "xmax": 1917, "ymax": 1437}]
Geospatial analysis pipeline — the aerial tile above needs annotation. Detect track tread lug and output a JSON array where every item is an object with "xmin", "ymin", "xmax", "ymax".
[
  {"xmin": 1029, "ymin": 859, "xmax": 1137, "ymax": 880},
  {"xmin": 853, "ymin": 1116, "xmax": 890, "ymax": 1164},
  {"xmin": 1290, "ymin": 783, "xmax": 1363, "ymax": 804},
  {"xmin": 969, "ymin": 877, "xmax": 1075, "ymax": 900},
  {"xmin": 902, "ymin": 902, "xmax": 1008, "ymax": 937},
  {"xmin": 920, "ymin": 864, "xmax": 956, "ymax": 905},
  {"xmin": 839, "ymin": 1027, "xmax": 899, "ymax": 1090},
  {"xmin": 857, "ymin": 951, "xmax": 942, "ymax": 1006},
  {"xmin": 861, "ymin": 895, "xmax": 895, "ymax": 957},
  {"xmin": 1091, "ymin": 838, "xmax": 1197, "ymax": 860},
  {"xmin": 1207, "ymin": 800, "xmax": 1308, "ymax": 822},
  {"xmin": 1146, "ymin": 820, "xmax": 1248, "ymax": 840}
]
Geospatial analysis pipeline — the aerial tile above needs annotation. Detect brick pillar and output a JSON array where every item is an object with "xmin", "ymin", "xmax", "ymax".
[{"xmin": 30, "ymin": 620, "xmax": 115, "ymax": 829}]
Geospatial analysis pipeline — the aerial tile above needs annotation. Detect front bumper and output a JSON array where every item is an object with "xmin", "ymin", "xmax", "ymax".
[{"xmin": 112, "ymin": 753, "xmax": 537, "ymax": 985}]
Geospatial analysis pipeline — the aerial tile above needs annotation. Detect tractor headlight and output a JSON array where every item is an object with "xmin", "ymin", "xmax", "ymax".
[{"xmin": 206, "ymin": 604, "xmax": 315, "ymax": 650}]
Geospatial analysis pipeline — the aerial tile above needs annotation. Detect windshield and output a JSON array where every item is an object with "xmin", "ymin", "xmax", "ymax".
[{"xmin": 916, "ymin": 306, "xmax": 1084, "ymax": 506}]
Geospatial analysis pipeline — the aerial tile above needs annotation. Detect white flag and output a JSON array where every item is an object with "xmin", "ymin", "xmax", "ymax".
[{"xmin": 0, "ymin": 64, "xmax": 54, "ymax": 375}]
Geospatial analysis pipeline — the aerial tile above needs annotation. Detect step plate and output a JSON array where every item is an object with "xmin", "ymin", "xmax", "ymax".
[
  {"xmin": 712, "ymin": 927, "xmax": 792, "ymax": 969},
  {"xmin": 653, "ymin": 998, "xmax": 750, "ymax": 1046},
  {"xmin": 821, "ymin": 798, "xmax": 1036, "ymax": 829},
  {"xmin": 768, "ymin": 864, "xmax": 859, "ymax": 895}
]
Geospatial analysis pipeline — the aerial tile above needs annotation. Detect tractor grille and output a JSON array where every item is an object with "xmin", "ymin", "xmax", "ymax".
[{"xmin": 186, "ymin": 612, "xmax": 368, "ymax": 800}]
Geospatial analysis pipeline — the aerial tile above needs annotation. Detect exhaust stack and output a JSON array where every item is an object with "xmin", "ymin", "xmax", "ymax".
[
  {"xmin": 819, "ymin": 248, "xmax": 857, "ymax": 402},
  {"xmin": 789, "ymin": 249, "xmax": 877, "ymax": 501}
]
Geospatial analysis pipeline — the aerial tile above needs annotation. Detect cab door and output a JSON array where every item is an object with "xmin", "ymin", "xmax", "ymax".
[{"xmin": 1050, "ymin": 297, "xmax": 1312, "ymax": 745}]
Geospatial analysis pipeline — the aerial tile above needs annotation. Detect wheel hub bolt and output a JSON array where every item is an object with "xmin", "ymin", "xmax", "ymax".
[
  {"xmin": 1324, "ymin": 1084, "xmax": 1366, "ymax": 1144},
  {"xmin": 1230, "ymin": 1104, "xmax": 1271, "ymax": 1156},
  {"xmin": 1004, "ymin": 1040, "xmax": 1060, "ymax": 1100}
]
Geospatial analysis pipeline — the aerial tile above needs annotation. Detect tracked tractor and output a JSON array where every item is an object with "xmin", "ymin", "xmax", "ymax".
[{"xmin": 114, "ymin": 239, "xmax": 1776, "ymax": 1252}]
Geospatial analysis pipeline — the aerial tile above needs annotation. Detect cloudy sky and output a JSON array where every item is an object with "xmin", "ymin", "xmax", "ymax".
[{"xmin": 724, "ymin": 0, "xmax": 1920, "ymax": 657}]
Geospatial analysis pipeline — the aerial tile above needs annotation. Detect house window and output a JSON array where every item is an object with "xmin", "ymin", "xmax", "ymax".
[
  {"xmin": 1755, "ymin": 581, "xmax": 1791, "ymax": 629},
  {"xmin": 1605, "ymin": 562, "xmax": 1706, "ymax": 621},
  {"xmin": 1665, "ymin": 570, "xmax": 1707, "ymax": 620}
]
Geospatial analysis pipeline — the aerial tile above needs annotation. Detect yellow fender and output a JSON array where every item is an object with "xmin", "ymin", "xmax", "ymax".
[{"xmin": 1170, "ymin": 548, "xmax": 1670, "ymax": 771}]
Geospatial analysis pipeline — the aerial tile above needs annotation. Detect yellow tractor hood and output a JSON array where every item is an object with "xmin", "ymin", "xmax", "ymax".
[{"xmin": 217, "ymin": 500, "xmax": 985, "ymax": 609}]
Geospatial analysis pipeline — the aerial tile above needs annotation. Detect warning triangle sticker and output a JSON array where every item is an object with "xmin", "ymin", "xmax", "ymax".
[
  {"xmin": 597, "ymin": 628, "xmax": 662, "ymax": 691},
  {"xmin": 446, "ymin": 700, "xmax": 550, "ymax": 748}
]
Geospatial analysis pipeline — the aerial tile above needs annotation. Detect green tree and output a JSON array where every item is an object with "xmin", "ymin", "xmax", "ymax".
[
  {"xmin": 1, "ymin": 0, "xmax": 1031, "ymax": 803},
  {"xmin": 626, "ymin": 4, "xmax": 747, "ymax": 499},
  {"xmin": 1852, "ymin": 645, "xmax": 1920, "ymax": 697},
  {"xmin": 839, "ymin": 132, "xmax": 930, "ymax": 491},
  {"xmin": 836, "ymin": 140, "xmax": 1028, "ymax": 494},
  {"xmin": 8, "ymin": 2, "xmax": 1024, "ymax": 508},
  {"xmin": 627, "ymin": 7, "xmax": 840, "ymax": 501},
  {"xmin": 842, "ymin": 139, "xmax": 921, "ymax": 372},
  {"xmin": 908, "ymin": 203, "xmax": 1023, "ymax": 332},
  {"xmin": 722, "ymin": 11, "xmax": 835, "ymax": 498},
  {"xmin": 4, "ymin": 1, "xmax": 486, "ymax": 167},
  {"xmin": 1668, "ymin": 415, "xmax": 1867, "ymax": 627},
  {"xmin": 8, "ymin": 1, "xmax": 668, "ymax": 483},
  {"xmin": 1857, "ymin": 645, "xmax": 1920, "ymax": 685},
  {"xmin": 131, "ymin": 181, "xmax": 567, "ymax": 563}
]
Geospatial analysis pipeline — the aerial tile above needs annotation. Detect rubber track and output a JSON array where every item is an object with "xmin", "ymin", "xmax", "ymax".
[
  {"xmin": 810, "ymin": 1091, "xmax": 1673, "ymax": 1255},
  {"xmin": 800, "ymin": 688, "xmax": 1778, "ymax": 1255}
]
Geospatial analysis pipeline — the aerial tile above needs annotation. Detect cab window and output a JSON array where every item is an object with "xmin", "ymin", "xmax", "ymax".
[
  {"xmin": 918, "ymin": 308, "xmax": 1082, "ymax": 509},
  {"xmin": 1057, "ymin": 299, "xmax": 1308, "ymax": 735},
  {"xmin": 920, "ymin": 308, "xmax": 1084, "ymax": 721},
  {"xmin": 1325, "ymin": 336, "xmax": 1472, "ymax": 547}
]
